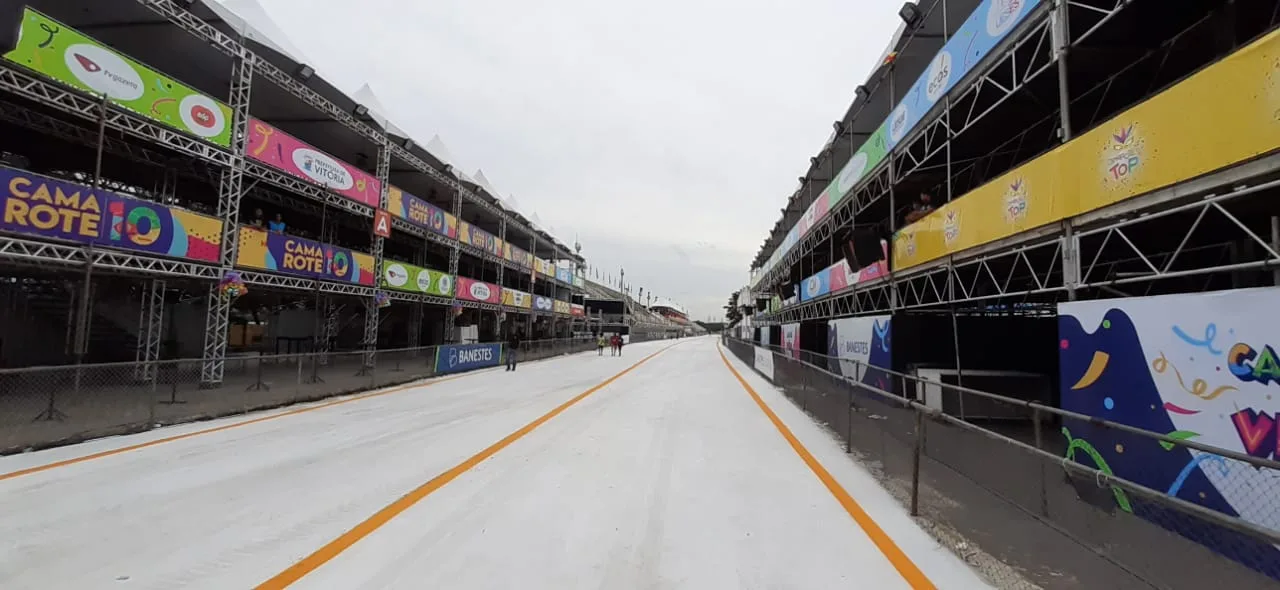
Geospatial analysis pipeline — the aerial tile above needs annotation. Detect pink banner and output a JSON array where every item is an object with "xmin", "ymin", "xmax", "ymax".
[
  {"xmin": 246, "ymin": 118, "xmax": 381, "ymax": 207},
  {"xmin": 456, "ymin": 276, "xmax": 501, "ymax": 304}
]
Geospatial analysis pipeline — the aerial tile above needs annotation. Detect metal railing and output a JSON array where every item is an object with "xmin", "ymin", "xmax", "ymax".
[
  {"xmin": 0, "ymin": 337, "xmax": 597, "ymax": 454},
  {"xmin": 722, "ymin": 336, "xmax": 1280, "ymax": 590}
]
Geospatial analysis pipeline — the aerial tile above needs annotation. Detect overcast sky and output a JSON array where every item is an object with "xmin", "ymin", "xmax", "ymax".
[{"xmin": 242, "ymin": 0, "xmax": 902, "ymax": 320}]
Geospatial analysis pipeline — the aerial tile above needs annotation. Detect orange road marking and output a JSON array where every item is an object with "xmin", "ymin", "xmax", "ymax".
[
  {"xmin": 0, "ymin": 373, "xmax": 480, "ymax": 482},
  {"xmin": 255, "ymin": 342, "xmax": 680, "ymax": 589},
  {"xmin": 717, "ymin": 344, "xmax": 937, "ymax": 590}
]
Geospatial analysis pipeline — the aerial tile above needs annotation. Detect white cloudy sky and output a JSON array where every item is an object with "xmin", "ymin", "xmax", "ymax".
[{"xmin": 240, "ymin": 0, "xmax": 902, "ymax": 320}]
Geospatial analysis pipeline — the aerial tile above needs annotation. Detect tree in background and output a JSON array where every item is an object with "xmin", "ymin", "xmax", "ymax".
[{"xmin": 725, "ymin": 290, "xmax": 743, "ymax": 325}]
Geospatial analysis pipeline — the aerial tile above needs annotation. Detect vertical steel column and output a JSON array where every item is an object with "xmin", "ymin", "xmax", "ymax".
[
  {"xmin": 444, "ymin": 187, "xmax": 462, "ymax": 343},
  {"xmin": 200, "ymin": 50, "xmax": 253, "ymax": 386},
  {"xmin": 1053, "ymin": 0, "xmax": 1080, "ymax": 300},
  {"xmin": 361, "ymin": 135, "xmax": 392, "ymax": 371},
  {"xmin": 887, "ymin": 64, "xmax": 900, "ymax": 311},
  {"xmin": 141, "ymin": 279, "xmax": 166, "ymax": 381},
  {"xmin": 496, "ymin": 219, "xmax": 507, "ymax": 334},
  {"xmin": 527, "ymin": 236, "xmax": 537, "ymax": 337},
  {"xmin": 408, "ymin": 249, "xmax": 424, "ymax": 350}
]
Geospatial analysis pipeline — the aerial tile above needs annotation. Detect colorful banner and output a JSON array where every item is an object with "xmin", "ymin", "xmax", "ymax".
[
  {"xmin": 554, "ymin": 300, "xmax": 571, "ymax": 315},
  {"xmin": 386, "ymin": 186, "xmax": 457, "ymax": 240},
  {"xmin": 246, "ymin": 118, "xmax": 381, "ymax": 207},
  {"xmin": 555, "ymin": 267, "xmax": 573, "ymax": 284},
  {"xmin": 501, "ymin": 287, "xmax": 532, "ymax": 309},
  {"xmin": 895, "ymin": 27, "xmax": 1280, "ymax": 269},
  {"xmin": 534, "ymin": 258, "xmax": 555, "ymax": 278},
  {"xmin": 380, "ymin": 260, "xmax": 453, "ymax": 297},
  {"xmin": 0, "ymin": 167, "xmax": 222, "ymax": 262},
  {"xmin": 236, "ymin": 226, "xmax": 375, "ymax": 285},
  {"xmin": 570, "ymin": 303, "xmax": 585, "ymax": 316},
  {"xmin": 1059, "ymin": 289, "xmax": 1280, "ymax": 578},
  {"xmin": 533, "ymin": 295, "xmax": 554, "ymax": 313},
  {"xmin": 4, "ymin": 9, "xmax": 234, "ymax": 148},
  {"xmin": 503, "ymin": 243, "xmax": 533, "ymax": 268},
  {"xmin": 455, "ymin": 276, "xmax": 501, "ymax": 304},
  {"xmin": 458, "ymin": 221, "xmax": 502, "ymax": 257},
  {"xmin": 827, "ymin": 315, "xmax": 892, "ymax": 389},
  {"xmin": 754, "ymin": 0, "xmax": 1043, "ymax": 286},
  {"xmin": 435, "ymin": 343, "xmax": 501, "ymax": 375},
  {"xmin": 781, "ymin": 324, "xmax": 800, "ymax": 359}
]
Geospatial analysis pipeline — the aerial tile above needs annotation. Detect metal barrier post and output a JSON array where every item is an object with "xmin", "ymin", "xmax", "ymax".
[
  {"xmin": 1034, "ymin": 405, "xmax": 1048, "ymax": 517},
  {"xmin": 911, "ymin": 408, "xmax": 924, "ymax": 517}
]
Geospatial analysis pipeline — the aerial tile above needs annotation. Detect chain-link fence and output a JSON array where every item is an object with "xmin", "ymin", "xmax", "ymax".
[
  {"xmin": 1, "ymin": 337, "xmax": 596, "ymax": 454},
  {"xmin": 722, "ymin": 336, "xmax": 1280, "ymax": 590}
]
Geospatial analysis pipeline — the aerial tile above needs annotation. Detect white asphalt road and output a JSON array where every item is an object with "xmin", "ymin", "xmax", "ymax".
[{"xmin": 0, "ymin": 337, "xmax": 991, "ymax": 589}]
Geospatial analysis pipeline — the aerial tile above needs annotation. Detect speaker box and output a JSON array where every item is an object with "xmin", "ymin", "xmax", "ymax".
[
  {"xmin": 0, "ymin": 4, "xmax": 23, "ymax": 55},
  {"xmin": 839, "ymin": 227, "xmax": 884, "ymax": 270}
]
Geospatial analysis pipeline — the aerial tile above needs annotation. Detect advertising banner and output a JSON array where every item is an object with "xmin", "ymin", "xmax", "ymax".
[
  {"xmin": 827, "ymin": 315, "xmax": 892, "ymax": 388},
  {"xmin": 571, "ymin": 303, "xmax": 585, "ymax": 316},
  {"xmin": 455, "ymin": 276, "xmax": 501, "ymax": 304},
  {"xmin": 533, "ymin": 295, "xmax": 554, "ymax": 313},
  {"xmin": 386, "ymin": 186, "xmax": 457, "ymax": 239},
  {"xmin": 503, "ymin": 243, "xmax": 533, "ymax": 268},
  {"xmin": 501, "ymin": 287, "xmax": 532, "ymax": 309},
  {"xmin": 555, "ymin": 267, "xmax": 573, "ymax": 284},
  {"xmin": 235, "ymin": 226, "xmax": 375, "ymax": 285},
  {"xmin": 435, "ymin": 343, "xmax": 502, "ymax": 375},
  {"xmin": 380, "ymin": 260, "xmax": 453, "ymax": 297},
  {"xmin": 554, "ymin": 300, "xmax": 571, "ymax": 315},
  {"xmin": 573, "ymin": 275, "xmax": 584, "ymax": 288},
  {"xmin": 1059, "ymin": 288, "xmax": 1280, "ymax": 574},
  {"xmin": 0, "ymin": 167, "xmax": 222, "ymax": 262},
  {"xmin": 753, "ymin": 347, "xmax": 775, "ymax": 380},
  {"xmin": 753, "ymin": 0, "xmax": 1043, "ymax": 285},
  {"xmin": 4, "ymin": 9, "xmax": 234, "ymax": 148},
  {"xmin": 895, "ymin": 27, "xmax": 1280, "ymax": 269},
  {"xmin": 458, "ymin": 222, "xmax": 501, "ymax": 257},
  {"xmin": 781, "ymin": 324, "xmax": 800, "ymax": 359},
  {"xmin": 535, "ymin": 258, "xmax": 556, "ymax": 278},
  {"xmin": 246, "ymin": 118, "xmax": 381, "ymax": 207}
]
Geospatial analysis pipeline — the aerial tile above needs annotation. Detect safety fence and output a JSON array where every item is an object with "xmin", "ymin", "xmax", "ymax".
[
  {"xmin": 722, "ymin": 336, "xmax": 1280, "ymax": 590},
  {"xmin": 0, "ymin": 337, "xmax": 597, "ymax": 454}
]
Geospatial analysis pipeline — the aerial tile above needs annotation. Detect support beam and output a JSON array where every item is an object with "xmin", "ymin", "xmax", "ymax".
[
  {"xmin": 200, "ymin": 51, "xmax": 253, "ymax": 387},
  {"xmin": 362, "ymin": 135, "xmax": 392, "ymax": 371},
  {"xmin": 444, "ymin": 187, "xmax": 462, "ymax": 343}
]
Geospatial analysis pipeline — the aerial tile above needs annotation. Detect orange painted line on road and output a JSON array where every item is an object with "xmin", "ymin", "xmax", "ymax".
[
  {"xmin": 255, "ymin": 341, "xmax": 681, "ymax": 589},
  {"xmin": 717, "ymin": 344, "xmax": 936, "ymax": 590},
  {"xmin": 0, "ymin": 372, "xmax": 476, "ymax": 482}
]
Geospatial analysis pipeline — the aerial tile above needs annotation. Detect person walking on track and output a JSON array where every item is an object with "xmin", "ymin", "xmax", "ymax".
[
  {"xmin": 506, "ymin": 328, "xmax": 523, "ymax": 371},
  {"xmin": 616, "ymin": 334, "xmax": 624, "ymax": 357},
  {"xmin": 597, "ymin": 333, "xmax": 607, "ymax": 356}
]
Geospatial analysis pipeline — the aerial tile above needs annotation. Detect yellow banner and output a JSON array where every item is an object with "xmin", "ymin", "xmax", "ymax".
[
  {"xmin": 894, "ymin": 28, "xmax": 1280, "ymax": 269},
  {"xmin": 553, "ymin": 300, "xmax": 571, "ymax": 315},
  {"xmin": 500, "ymin": 287, "xmax": 532, "ymax": 309}
]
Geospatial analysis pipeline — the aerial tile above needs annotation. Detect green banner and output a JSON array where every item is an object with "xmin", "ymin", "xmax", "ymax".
[
  {"xmin": 4, "ymin": 8, "xmax": 234, "ymax": 148},
  {"xmin": 380, "ymin": 260, "xmax": 454, "ymax": 297}
]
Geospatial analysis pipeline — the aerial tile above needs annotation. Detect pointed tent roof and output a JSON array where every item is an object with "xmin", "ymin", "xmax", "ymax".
[
  {"xmin": 206, "ymin": 0, "xmax": 310, "ymax": 65},
  {"xmin": 350, "ymin": 83, "xmax": 408, "ymax": 136}
]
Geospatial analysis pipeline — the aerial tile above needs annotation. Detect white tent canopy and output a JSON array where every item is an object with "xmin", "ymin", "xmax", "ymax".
[{"xmin": 206, "ymin": 0, "xmax": 310, "ymax": 65}]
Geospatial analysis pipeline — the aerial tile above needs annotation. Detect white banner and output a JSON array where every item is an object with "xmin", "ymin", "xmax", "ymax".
[
  {"xmin": 753, "ymin": 346, "xmax": 775, "ymax": 381},
  {"xmin": 1059, "ymin": 287, "xmax": 1280, "ymax": 542},
  {"xmin": 827, "ymin": 315, "xmax": 892, "ymax": 380}
]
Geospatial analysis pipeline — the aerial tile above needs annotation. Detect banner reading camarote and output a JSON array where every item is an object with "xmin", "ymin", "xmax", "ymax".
[
  {"xmin": 0, "ymin": 167, "xmax": 222, "ymax": 262},
  {"xmin": 458, "ymin": 221, "xmax": 501, "ymax": 257},
  {"xmin": 236, "ymin": 226, "xmax": 375, "ymax": 285},
  {"xmin": 246, "ymin": 118, "xmax": 381, "ymax": 207},
  {"xmin": 386, "ymin": 186, "xmax": 457, "ymax": 240},
  {"xmin": 380, "ymin": 260, "xmax": 453, "ymax": 297},
  {"xmin": 3, "ymin": 9, "xmax": 234, "ymax": 148}
]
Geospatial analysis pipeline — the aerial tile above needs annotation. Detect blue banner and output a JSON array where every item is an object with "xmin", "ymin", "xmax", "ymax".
[
  {"xmin": 887, "ymin": 0, "xmax": 1042, "ymax": 149},
  {"xmin": 800, "ymin": 267, "xmax": 831, "ymax": 302},
  {"xmin": 435, "ymin": 343, "xmax": 502, "ymax": 375},
  {"xmin": 555, "ymin": 267, "xmax": 573, "ymax": 284}
]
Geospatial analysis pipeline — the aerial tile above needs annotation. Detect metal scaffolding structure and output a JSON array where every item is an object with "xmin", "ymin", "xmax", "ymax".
[
  {"xmin": 0, "ymin": 0, "xmax": 587, "ymax": 384},
  {"xmin": 746, "ymin": 0, "xmax": 1280, "ymax": 326}
]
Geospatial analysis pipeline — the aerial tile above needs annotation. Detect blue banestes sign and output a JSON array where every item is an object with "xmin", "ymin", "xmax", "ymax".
[{"xmin": 435, "ymin": 343, "xmax": 502, "ymax": 374}]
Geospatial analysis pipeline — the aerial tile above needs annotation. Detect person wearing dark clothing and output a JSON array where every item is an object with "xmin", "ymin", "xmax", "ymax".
[
  {"xmin": 616, "ymin": 334, "xmax": 624, "ymax": 356},
  {"xmin": 506, "ymin": 329, "xmax": 523, "ymax": 371}
]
